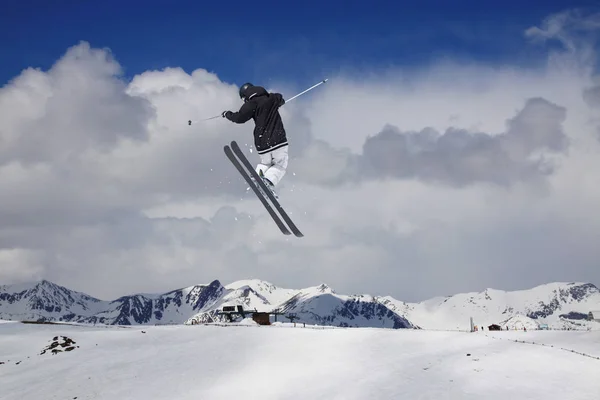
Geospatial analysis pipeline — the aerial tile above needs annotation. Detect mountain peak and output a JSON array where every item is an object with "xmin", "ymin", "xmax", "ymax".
[
  {"xmin": 316, "ymin": 283, "xmax": 333, "ymax": 293},
  {"xmin": 224, "ymin": 278, "xmax": 283, "ymax": 293}
]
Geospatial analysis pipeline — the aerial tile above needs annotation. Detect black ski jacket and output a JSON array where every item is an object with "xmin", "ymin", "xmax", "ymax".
[{"xmin": 225, "ymin": 86, "xmax": 287, "ymax": 154}]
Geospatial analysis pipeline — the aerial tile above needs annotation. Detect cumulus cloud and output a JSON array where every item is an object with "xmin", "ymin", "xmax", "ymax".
[
  {"xmin": 1, "ymin": 10, "xmax": 600, "ymax": 301},
  {"xmin": 357, "ymin": 97, "xmax": 569, "ymax": 187},
  {"xmin": 0, "ymin": 42, "xmax": 153, "ymax": 166}
]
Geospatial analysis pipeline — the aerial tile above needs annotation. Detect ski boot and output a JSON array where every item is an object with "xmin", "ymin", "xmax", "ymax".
[
  {"xmin": 247, "ymin": 176, "xmax": 268, "ymax": 199},
  {"xmin": 259, "ymin": 170, "xmax": 279, "ymax": 200}
]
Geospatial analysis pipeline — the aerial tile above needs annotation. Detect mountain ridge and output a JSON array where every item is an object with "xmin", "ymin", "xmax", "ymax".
[{"xmin": 1, "ymin": 279, "xmax": 599, "ymax": 330}]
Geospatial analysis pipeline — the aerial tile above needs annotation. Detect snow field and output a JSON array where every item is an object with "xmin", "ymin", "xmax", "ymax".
[
  {"xmin": 0, "ymin": 321, "xmax": 599, "ymax": 399},
  {"xmin": 485, "ymin": 329, "xmax": 600, "ymax": 360}
]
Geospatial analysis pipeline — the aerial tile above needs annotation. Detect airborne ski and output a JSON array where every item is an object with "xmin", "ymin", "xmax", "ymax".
[
  {"xmin": 224, "ymin": 144, "xmax": 291, "ymax": 236},
  {"xmin": 224, "ymin": 141, "xmax": 304, "ymax": 237}
]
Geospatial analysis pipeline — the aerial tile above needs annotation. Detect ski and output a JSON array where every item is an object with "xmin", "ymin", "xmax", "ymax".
[
  {"xmin": 230, "ymin": 141, "xmax": 304, "ymax": 238},
  {"xmin": 224, "ymin": 144, "xmax": 291, "ymax": 236}
]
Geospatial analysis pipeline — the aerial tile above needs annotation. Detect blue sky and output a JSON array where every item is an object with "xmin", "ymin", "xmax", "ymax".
[{"xmin": 0, "ymin": 0, "xmax": 596, "ymax": 88}]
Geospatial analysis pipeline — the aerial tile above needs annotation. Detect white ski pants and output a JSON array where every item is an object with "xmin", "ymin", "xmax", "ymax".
[{"xmin": 256, "ymin": 145, "xmax": 288, "ymax": 186}]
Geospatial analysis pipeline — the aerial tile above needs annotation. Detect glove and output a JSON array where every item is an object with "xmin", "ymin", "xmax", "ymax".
[{"xmin": 222, "ymin": 111, "xmax": 232, "ymax": 119}]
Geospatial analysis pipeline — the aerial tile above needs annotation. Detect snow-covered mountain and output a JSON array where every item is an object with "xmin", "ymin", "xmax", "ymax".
[
  {"xmin": 379, "ymin": 282, "xmax": 600, "ymax": 330},
  {"xmin": 1, "ymin": 279, "xmax": 599, "ymax": 330},
  {"xmin": 187, "ymin": 282, "xmax": 415, "ymax": 329},
  {"xmin": 0, "ymin": 280, "xmax": 105, "ymax": 321},
  {"xmin": 273, "ymin": 283, "xmax": 413, "ymax": 329},
  {"xmin": 0, "ymin": 279, "xmax": 224, "ymax": 325}
]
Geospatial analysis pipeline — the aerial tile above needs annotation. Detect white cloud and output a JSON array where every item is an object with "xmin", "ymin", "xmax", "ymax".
[
  {"xmin": 0, "ymin": 249, "xmax": 45, "ymax": 283},
  {"xmin": 1, "ymin": 11, "xmax": 600, "ymax": 301}
]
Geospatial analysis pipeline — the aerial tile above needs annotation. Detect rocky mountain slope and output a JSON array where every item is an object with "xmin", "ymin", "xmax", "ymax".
[{"xmin": 0, "ymin": 280, "xmax": 224, "ymax": 325}]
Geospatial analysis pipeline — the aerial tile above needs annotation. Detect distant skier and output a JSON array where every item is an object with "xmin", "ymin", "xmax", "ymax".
[{"xmin": 222, "ymin": 83, "xmax": 288, "ymax": 199}]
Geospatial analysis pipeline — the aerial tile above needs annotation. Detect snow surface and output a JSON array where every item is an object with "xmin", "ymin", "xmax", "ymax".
[
  {"xmin": 484, "ymin": 330, "xmax": 600, "ymax": 360},
  {"xmin": 238, "ymin": 317, "xmax": 259, "ymax": 325},
  {"xmin": 1, "ymin": 322, "xmax": 599, "ymax": 399}
]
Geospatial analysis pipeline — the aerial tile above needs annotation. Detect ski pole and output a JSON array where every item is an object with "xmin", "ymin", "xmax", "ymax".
[
  {"xmin": 284, "ymin": 78, "xmax": 328, "ymax": 103},
  {"xmin": 188, "ymin": 114, "xmax": 221, "ymax": 125},
  {"xmin": 187, "ymin": 78, "xmax": 328, "ymax": 125}
]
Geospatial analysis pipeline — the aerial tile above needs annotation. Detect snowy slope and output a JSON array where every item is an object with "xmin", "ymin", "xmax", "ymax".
[
  {"xmin": 500, "ymin": 315, "xmax": 540, "ymax": 330},
  {"xmin": 0, "ymin": 280, "xmax": 106, "ymax": 321},
  {"xmin": 276, "ymin": 283, "xmax": 414, "ymax": 329},
  {"xmin": 1, "ymin": 321, "xmax": 599, "ymax": 399},
  {"xmin": 0, "ymin": 280, "xmax": 225, "ymax": 325},
  {"xmin": 84, "ymin": 280, "xmax": 225, "ymax": 325},
  {"xmin": 381, "ymin": 282, "xmax": 600, "ymax": 331},
  {"xmin": 224, "ymin": 279, "xmax": 300, "ymax": 307},
  {"xmin": 485, "ymin": 329, "xmax": 600, "ymax": 358}
]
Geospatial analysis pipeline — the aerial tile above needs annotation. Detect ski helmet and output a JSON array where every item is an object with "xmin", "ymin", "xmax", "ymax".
[{"xmin": 239, "ymin": 82, "xmax": 254, "ymax": 100}]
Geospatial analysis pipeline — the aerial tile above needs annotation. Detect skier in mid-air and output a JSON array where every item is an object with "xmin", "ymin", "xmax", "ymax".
[{"xmin": 222, "ymin": 83, "xmax": 288, "ymax": 199}]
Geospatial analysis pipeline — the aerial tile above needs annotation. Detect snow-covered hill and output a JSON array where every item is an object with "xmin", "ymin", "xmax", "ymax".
[
  {"xmin": 1, "ymin": 321, "xmax": 599, "ymax": 399},
  {"xmin": 379, "ymin": 282, "xmax": 600, "ymax": 330},
  {"xmin": 1, "ymin": 279, "xmax": 599, "ymax": 330},
  {"xmin": 500, "ymin": 314, "xmax": 540, "ymax": 331},
  {"xmin": 274, "ymin": 283, "xmax": 414, "ymax": 329}
]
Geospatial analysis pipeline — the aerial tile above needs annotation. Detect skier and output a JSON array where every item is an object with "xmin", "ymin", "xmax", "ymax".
[{"xmin": 222, "ymin": 83, "xmax": 288, "ymax": 199}]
